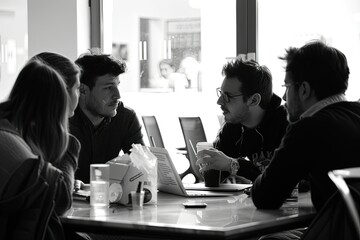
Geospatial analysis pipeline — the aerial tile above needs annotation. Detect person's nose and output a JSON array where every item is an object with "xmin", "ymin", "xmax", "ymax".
[
  {"xmin": 113, "ymin": 87, "xmax": 121, "ymax": 100},
  {"xmin": 282, "ymin": 92, "xmax": 286, "ymax": 102},
  {"xmin": 217, "ymin": 95, "xmax": 224, "ymax": 106}
]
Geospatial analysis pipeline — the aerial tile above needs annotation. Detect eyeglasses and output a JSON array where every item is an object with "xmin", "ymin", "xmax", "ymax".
[
  {"xmin": 281, "ymin": 82, "xmax": 299, "ymax": 88},
  {"xmin": 216, "ymin": 88, "xmax": 243, "ymax": 103}
]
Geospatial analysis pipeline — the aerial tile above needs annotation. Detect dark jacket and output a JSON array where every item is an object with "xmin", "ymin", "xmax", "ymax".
[
  {"xmin": 252, "ymin": 101, "xmax": 360, "ymax": 211},
  {"xmin": 214, "ymin": 94, "xmax": 288, "ymax": 181},
  {"xmin": 70, "ymin": 102, "xmax": 144, "ymax": 182},
  {"xmin": 0, "ymin": 119, "xmax": 70, "ymax": 240},
  {"xmin": 301, "ymin": 182, "xmax": 360, "ymax": 240}
]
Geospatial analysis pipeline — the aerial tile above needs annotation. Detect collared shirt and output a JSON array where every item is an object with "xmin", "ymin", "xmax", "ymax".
[{"xmin": 300, "ymin": 94, "xmax": 347, "ymax": 119}]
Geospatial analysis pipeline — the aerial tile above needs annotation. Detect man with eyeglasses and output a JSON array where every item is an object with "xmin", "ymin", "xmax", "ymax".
[
  {"xmin": 252, "ymin": 41, "xmax": 360, "ymax": 239},
  {"xmin": 197, "ymin": 58, "xmax": 289, "ymax": 184}
]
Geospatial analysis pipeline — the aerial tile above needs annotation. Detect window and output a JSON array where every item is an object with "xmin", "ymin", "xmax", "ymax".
[
  {"xmin": 258, "ymin": 0, "xmax": 360, "ymax": 101},
  {"xmin": 108, "ymin": 0, "xmax": 237, "ymax": 95},
  {"xmin": 0, "ymin": 0, "xmax": 28, "ymax": 101},
  {"xmin": 101, "ymin": 0, "xmax": 237, "ymax": 155}
]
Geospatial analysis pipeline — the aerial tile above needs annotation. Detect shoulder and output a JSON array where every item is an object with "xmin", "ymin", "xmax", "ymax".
[
  {"xmin": 269, "ymin": 104, "xmax": 287, "ymax": 118},
  {"xmin": 0, "ymin": 119, "xmax": 36, "ymax": 159},
  {"xmin": 304, "ymin": 101, "xmax": 360, "ymax": 125},
  {"xmin": 320, "ymin": 101, "xmax": 360, "ymax": 115},
  {"xmin": 0, "ymin": 118, "xmax": 20, "ymax": 136},
  {"xmin": 265, "ymin": 94, "xmax": 288, "ymax": 120},
  {"xmin": 261, "ymin": 104, "xmax": 288, "ymax": 129},
  {"xmin": 114, "ymin": 102, "xmax": 139, "ymax": 120},
  {"xmin": 218, "ymin": 122, "xmax": 243, "ymax": 137},
  {"xmin": 119, "ymin": 102, "xmax": 137, "ymax": 115}
]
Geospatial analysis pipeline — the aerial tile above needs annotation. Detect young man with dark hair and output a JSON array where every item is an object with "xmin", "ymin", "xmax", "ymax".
[
  {"xmin": 71, "ymin": 49, "xmax": 144, "ymax": 183},
  {"xmin": 197, "ymin": 58, "xmax": 289, "ymax": 183}
]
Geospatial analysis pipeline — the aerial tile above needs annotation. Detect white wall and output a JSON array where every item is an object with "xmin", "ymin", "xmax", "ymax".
[
  {"xmin": 0, "ymin": 0, "xmax": 28, "ymax": 101},
  {"xmin": 28, "ymin": 0, "xmax": 90, "ymax": 61}
]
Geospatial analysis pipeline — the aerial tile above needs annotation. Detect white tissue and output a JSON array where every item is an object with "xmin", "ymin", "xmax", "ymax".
[{"xmin": 129, "ymin": 144, "xmax": 157, "ymax": 175}]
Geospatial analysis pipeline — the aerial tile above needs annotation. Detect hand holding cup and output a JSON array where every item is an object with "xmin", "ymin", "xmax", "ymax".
[{"xmin": 196, "ymin": 142, "xmax": 220, "ymax": 187}]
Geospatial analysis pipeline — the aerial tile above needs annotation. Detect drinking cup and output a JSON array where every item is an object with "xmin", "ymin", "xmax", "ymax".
[
  {"xmin": 90, "ymin": 164, "xmax": 110, "ymax": 207},
  {"xmin": 196, "ymin": 142, "xmax": 220, "ymax": 187}
]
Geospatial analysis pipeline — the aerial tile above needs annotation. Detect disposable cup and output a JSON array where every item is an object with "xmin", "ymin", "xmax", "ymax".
[
  {"xmin": 196, "ymin": 142, "xmax": 220, "ymax": 187},
  {"xmin": 90, "ymin": 164, "xmax": 110, "ymax": 207}
]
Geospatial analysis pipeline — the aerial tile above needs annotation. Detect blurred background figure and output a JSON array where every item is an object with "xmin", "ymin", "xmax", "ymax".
[
  {"xmin": 150, "ymin": 59, "xmax": 188, "ymax": 91},
  {"xmin": 179, "ymin": 56, "xmax": 201, "ymax": 90}
]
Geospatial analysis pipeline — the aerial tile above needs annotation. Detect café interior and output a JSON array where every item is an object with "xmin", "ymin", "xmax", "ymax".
[
  {"xmin": 1, "ymin": 0, "xmax": 360, "ymax": 239},
  {"xmin": 2, "ymin": 0, "xmax": 360, "ymax": 152}
]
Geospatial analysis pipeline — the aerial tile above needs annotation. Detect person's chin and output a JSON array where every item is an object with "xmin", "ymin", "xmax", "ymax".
[
  {"xmin": 109, "ymin": 109, "xmax": 117, "ymax": 117},
  {"xmin": 223, "ymin": 113, "xmax": 232, "ymax": 123},
  {"xmin": 101, "ymin": 109, "xmax": 117, "ymax": 118}
]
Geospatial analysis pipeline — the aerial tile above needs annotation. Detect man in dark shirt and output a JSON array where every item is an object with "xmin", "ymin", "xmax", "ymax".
[
  {"xmin": 239, "ymin": 41, "xmax": 360, "ymax": 239},
  {"xmin": 197, "ymin": 58, "xmax": 289, "ymax": 183},
  {"xmin": 251, "ymin": 41, "xmax": 360, "ymax": 212},
  {"xmin": 71, "ymin": 49, "xmax": 144, "ymax": 183}
]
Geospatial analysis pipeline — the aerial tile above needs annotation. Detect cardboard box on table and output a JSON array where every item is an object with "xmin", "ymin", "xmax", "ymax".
[{"xmin": 108, "ymin": 158, "xmax": 157, "ymax": 206}]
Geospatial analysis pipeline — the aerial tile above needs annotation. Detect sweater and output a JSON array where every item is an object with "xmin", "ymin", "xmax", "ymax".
[
  {"xmin": 252, "ymin": 101, "xmax": 360, "ymax": 211},
  {"xmin": 0, "ymin": 119, "xmax": 75, "ymax": 240},
  {"xmin": 70, "ymin": 102, "xmax": 144, "ymax": 182}
]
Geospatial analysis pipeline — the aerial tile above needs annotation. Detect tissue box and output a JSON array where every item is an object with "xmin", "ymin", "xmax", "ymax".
[{"xmin": 108, "ymin": 157, "xmax": 157, "ymax": 205}]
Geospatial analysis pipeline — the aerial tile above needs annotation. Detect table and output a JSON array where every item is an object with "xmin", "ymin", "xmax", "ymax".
[{"xmin": 61, "ymin": 192, "xmax": 316, "ymax": 240}]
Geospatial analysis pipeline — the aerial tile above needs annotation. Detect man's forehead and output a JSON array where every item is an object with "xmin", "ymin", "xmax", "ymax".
[
  {"xmin": 222, "ymin": 77, "xmax": 242, "ymax": 91},
  {"xmin": 95, "ymin": 74, "xmax": 120, "ymax": 85}
]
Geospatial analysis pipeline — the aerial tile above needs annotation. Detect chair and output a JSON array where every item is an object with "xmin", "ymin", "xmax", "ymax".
[
  {"xmin": 328, "ymin": 167, "xmax": 360, "ymax": 239},
  {"xmin": 178, "ymin": 117, "xmax": 207, "ymax": 183},
  {"xmin": 142, "ymin": 116, "xmax": 165, "ymax": 148}
]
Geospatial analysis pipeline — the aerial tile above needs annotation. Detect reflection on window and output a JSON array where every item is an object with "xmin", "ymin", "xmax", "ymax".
[
  {"xmin": 138, "ymin": 17, "xmax": 201, "ymax": 92},
  {"xmin": 111, "ymin": 0, "xmax": 203, "ymax": 93}
]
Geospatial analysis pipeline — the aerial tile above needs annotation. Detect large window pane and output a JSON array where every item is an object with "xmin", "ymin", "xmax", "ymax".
[
  {"xmin": 258, "ymin": 0, "xmax": 360, "ymax": 101},
  {"xmin": 0, "ymin": 0, "xmax": 28, "ymax": 101},
  {"xmin": 109, "ymin": 0, "xmax": 236, "ymax": 149},
  {"xmin": 109, "ymin": 0, "xmax": 236, "ymax": 179}
]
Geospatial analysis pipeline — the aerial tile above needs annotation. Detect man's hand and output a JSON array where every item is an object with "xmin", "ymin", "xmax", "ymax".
[
  {"xmin": 196, "ymin": 149, "xmax": 233, "ymax": 173},
  {"xmin": 74, "ymin": 179, "xmax": 90, "ymax": 191}
]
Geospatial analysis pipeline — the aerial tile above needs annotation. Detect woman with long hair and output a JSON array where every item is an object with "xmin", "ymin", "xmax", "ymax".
[{"xmin": 0, "ymin": 53, "xmax": 83, "ymax": 240}]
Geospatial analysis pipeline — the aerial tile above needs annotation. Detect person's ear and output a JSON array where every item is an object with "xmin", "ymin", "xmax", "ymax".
[
  {"xmin": 299, "ymin": 81, "xmax": 312, "ymax": 100},
  {"xmin": 248, "ymin": 93, "xmax": 261, "ymax": 106},
  {"xmin": 79, "ymin": 83, "xmax": 88, "ymax": 95}
]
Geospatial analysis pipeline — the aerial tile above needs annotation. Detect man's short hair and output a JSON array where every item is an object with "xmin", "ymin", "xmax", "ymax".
[
  {"xmin": 222, "ymin": 58, "xmax": 273, "ymax": 109},
  {"xmin": 280, "ymin": 40, "xmax": 349, "ymax": 100},
  {"xmin": 75, "ymin": 48, "xmax": 127, "ymax": 89}
]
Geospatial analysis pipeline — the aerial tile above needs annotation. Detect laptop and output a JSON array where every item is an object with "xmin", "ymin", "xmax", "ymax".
[
  {"xmin": 150, "ymin": 147, "xmax": 251, "ymax": 197},
  {"xmin": 184, "ymin": 182, "xmax": 252, "ymax": 192}
]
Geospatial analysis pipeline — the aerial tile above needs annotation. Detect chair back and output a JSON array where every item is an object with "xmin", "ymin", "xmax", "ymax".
[
  {"xmin": 142, "ymin": 116, "xmax": 165, "ymax": 148},
  {"xmin": 328, "ymin": 167, "xmax": 360, "ymax": 239},
  {"xmin": 178, "ymin": 117, "xmax": 207, "ymax": 183}
]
